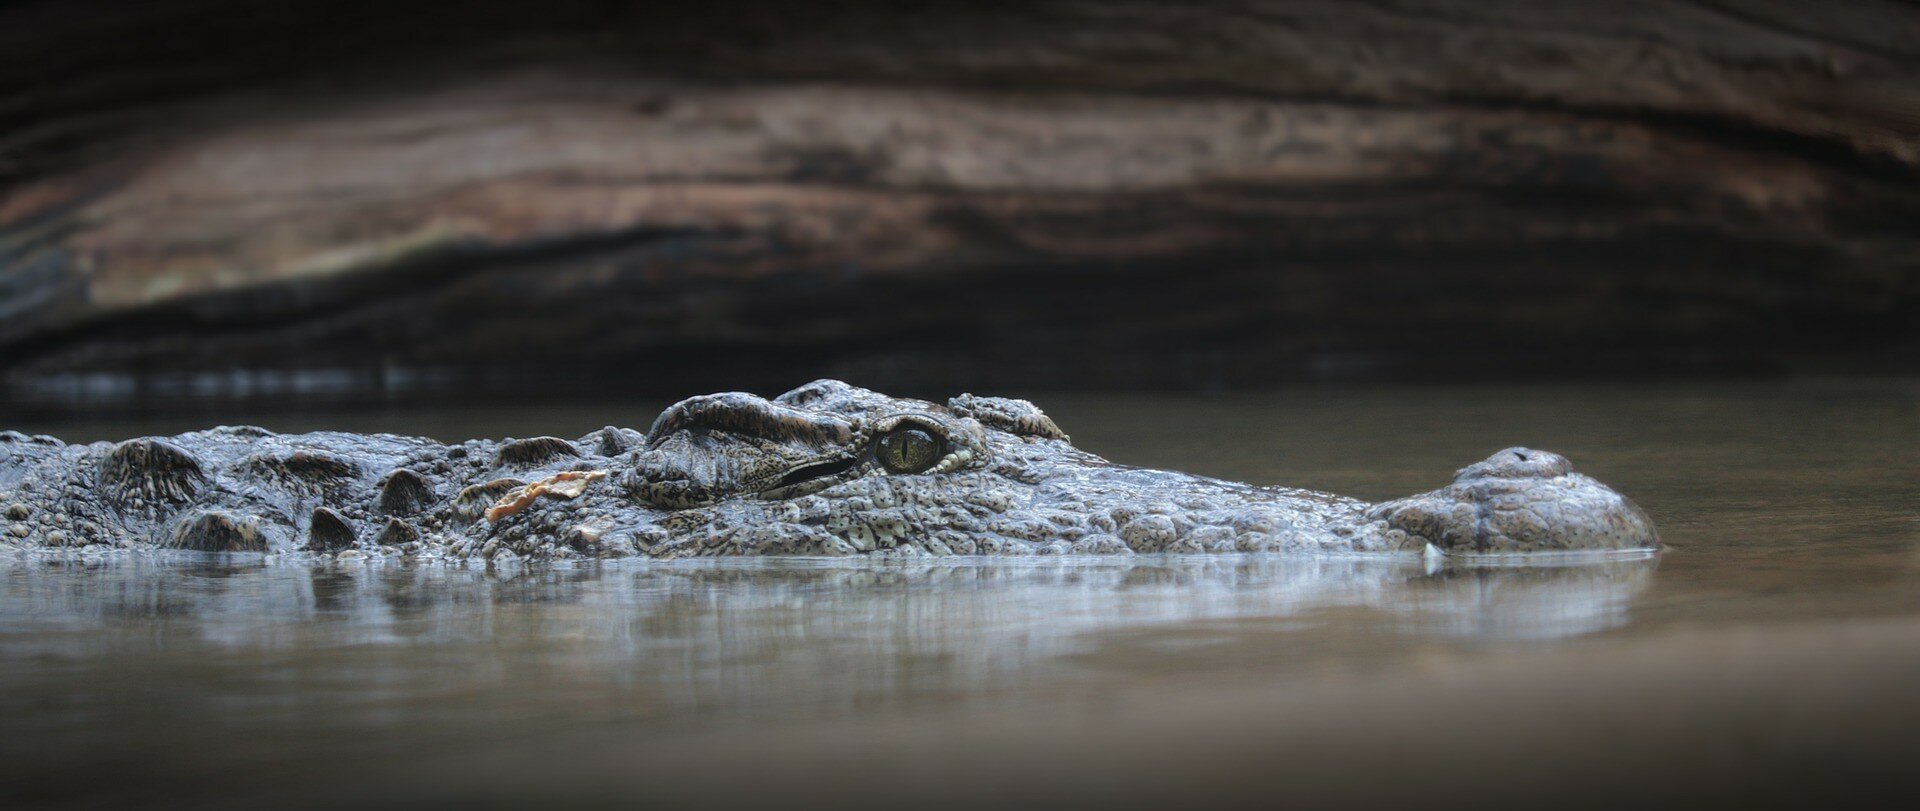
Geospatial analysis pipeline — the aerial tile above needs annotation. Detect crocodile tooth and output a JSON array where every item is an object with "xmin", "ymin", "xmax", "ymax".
[
  {"xmin": 373, "ymin": 517, "xmax": 419, "ymax": 546},
  {"xmin": 375, "ymin": 469, "xmax": 434, "ymax": 515},
  {"xmin": 306, "ymin": 507, "xmax": 357, "ymax": 551},
  {"xmin": 169, "ymin": 511, "xmax": 266, "ymax": 552},
  {"xmin": 101, "ymin": 438, "xmax": 207, "ymax": 513},
  {"xmin": 493, "ymin": 436, "xmax": 582, "ymax": 468}
]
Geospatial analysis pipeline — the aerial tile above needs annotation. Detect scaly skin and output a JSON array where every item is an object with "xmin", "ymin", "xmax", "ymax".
[{"xmin": 0, "ymin": 380, "xmax": 1658, "ymax": 561}]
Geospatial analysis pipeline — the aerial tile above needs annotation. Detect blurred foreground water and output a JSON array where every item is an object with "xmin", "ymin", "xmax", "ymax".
[{"xmin": 1, "ymin": 378, "xmax": 1917, "ymax": 807}]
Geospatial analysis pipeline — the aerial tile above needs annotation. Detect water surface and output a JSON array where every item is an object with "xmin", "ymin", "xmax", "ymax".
[{"xmin": 2, "ymin": 378, "xmax": 1917, "ymax": 806}]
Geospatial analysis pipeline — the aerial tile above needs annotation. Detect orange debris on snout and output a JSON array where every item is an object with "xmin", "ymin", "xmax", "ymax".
[{"xmin": 485, "ymin": 470, "xmax": 608, "ymax": 522}]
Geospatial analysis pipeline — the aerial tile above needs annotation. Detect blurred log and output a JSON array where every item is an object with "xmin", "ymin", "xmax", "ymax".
[{"xmin": 2, "ymin": 0, "xmax": 1919, "ymax": 404}]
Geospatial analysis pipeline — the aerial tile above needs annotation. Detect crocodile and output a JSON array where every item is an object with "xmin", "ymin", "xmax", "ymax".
[{"xmin": 0, "ymin": 379, "xmax": 1657, "ymax": 560}]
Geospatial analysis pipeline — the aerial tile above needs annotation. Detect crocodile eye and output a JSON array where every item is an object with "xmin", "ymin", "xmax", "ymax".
[{"xmin": 876, "ymin": 427, "xmax": 943, "ymax": 474}]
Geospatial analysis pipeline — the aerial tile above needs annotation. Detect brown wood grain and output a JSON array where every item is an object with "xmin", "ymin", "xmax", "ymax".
[{"xmin": 2, "ymin": 1, "xmax": 1918, "ymax": 400}]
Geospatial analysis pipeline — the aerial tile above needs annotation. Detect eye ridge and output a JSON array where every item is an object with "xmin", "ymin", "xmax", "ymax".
[{"xmin": 876, "ymin": 425, "xmax": 944, "ymax": 474}]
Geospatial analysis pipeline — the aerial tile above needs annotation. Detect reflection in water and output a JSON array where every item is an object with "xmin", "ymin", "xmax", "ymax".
[
  {"xmin": 0, "ymin": 554, "xmax": 1654, "ymax": 716},
  {"xmin": 4, "ymin": 379, "xmax": 1917, "ymax": 806},
  {"xmin": 1401, "ymin": 555, "xmax": 1654, "ymax": 640}
]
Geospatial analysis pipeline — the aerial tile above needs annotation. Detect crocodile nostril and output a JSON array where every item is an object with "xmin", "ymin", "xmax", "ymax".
[{"xmin": 1513, "ymin": 451, "xmax": 1529, "ymax": 461}]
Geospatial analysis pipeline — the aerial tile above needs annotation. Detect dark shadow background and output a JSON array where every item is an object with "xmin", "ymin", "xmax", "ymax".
[{"xmin": 3, "ymin": 0, "xmax": 1918, "ymax": 412}]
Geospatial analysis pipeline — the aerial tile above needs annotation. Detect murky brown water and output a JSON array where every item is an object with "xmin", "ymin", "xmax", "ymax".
[{"xmin": 2, "ymin": 378, "xmax": 1918, "ymax": 807}]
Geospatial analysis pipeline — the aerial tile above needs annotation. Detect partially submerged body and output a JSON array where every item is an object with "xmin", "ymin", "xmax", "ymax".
[{"xmin": 0, "ymin": 380, "xmax": 1657, "ymax": 560}]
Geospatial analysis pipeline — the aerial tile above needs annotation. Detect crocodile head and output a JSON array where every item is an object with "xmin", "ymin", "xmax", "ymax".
[{"xmin": 594, "ymin": 380, "xmax": 1658, "ymax": 557}]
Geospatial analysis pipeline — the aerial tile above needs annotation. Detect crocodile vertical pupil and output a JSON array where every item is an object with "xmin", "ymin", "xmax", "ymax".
[{"xmin": 877, "ymin": 428, "xmax": 941, "ymax": 474}]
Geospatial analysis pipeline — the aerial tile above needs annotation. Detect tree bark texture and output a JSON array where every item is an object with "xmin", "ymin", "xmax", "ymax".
[{"xmin": 3, "ymin": 1, "xmax": 1918, "ymax": 403}]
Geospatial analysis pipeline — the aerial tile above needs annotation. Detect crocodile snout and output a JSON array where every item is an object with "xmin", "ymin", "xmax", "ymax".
[
  {"xmin": 1368, "ymin": 447, "xmax": 1658, "ymax": 554},
  {"xmin": 1454, "ymin": 447, "xmax": 1573, "ymax": 481}
]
